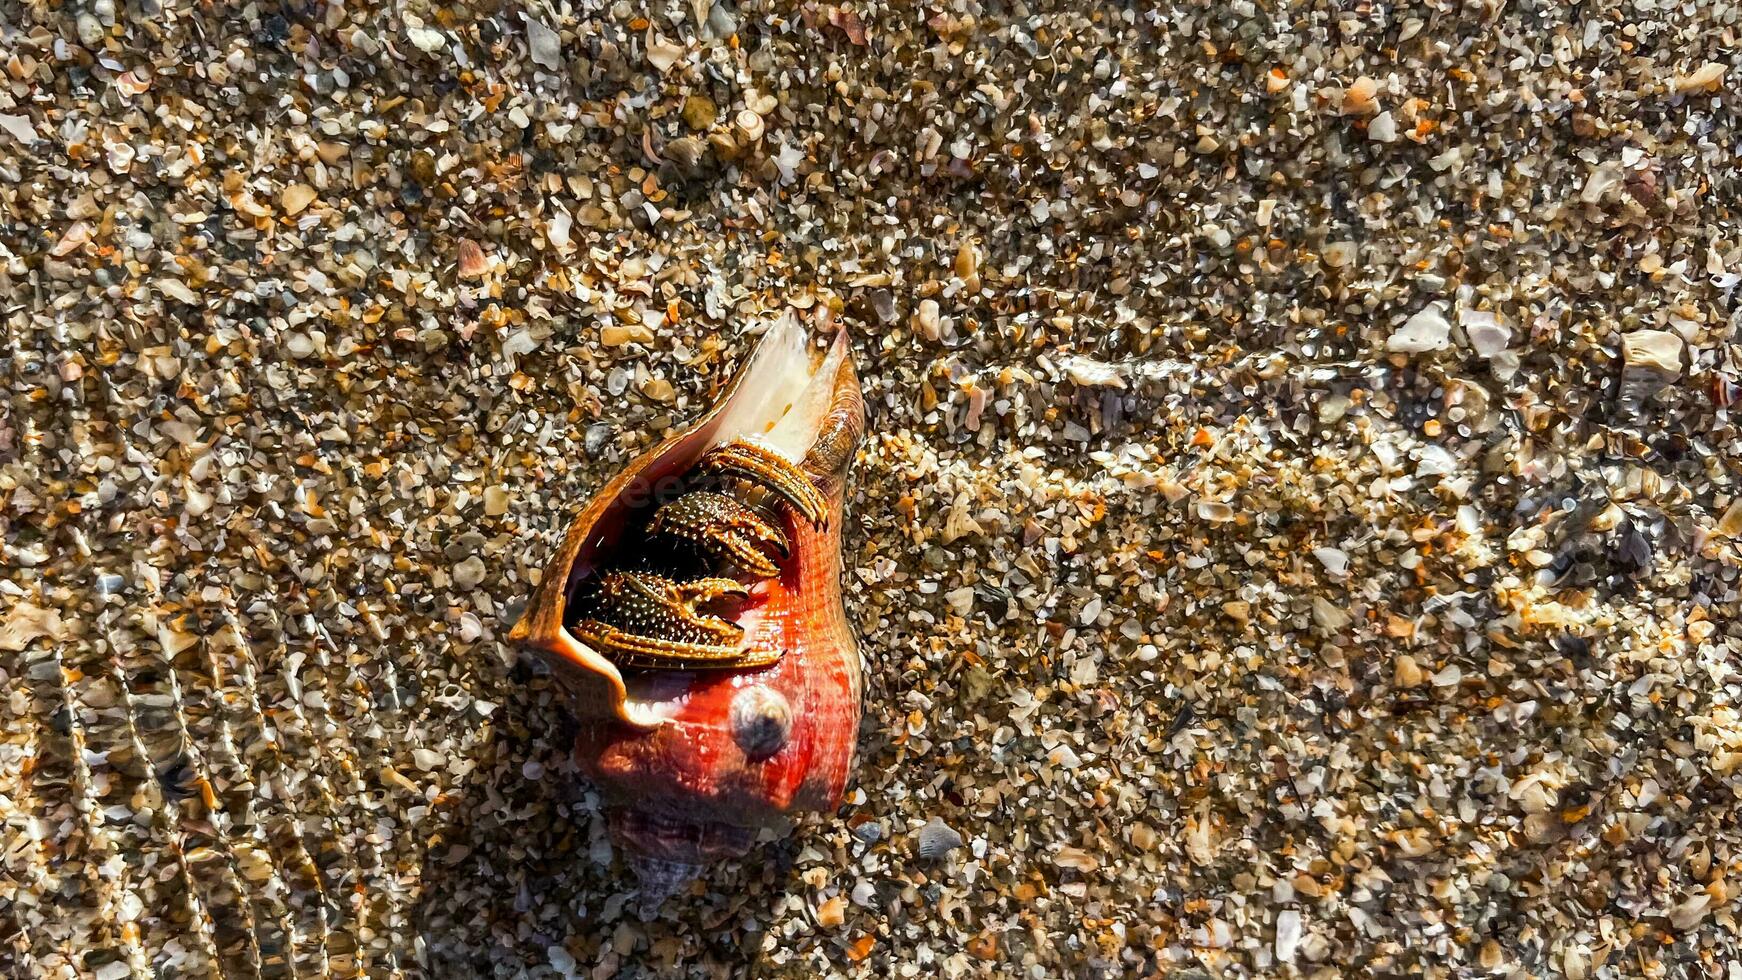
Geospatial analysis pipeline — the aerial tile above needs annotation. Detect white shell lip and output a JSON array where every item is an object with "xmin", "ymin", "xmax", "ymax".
[{"xmin": 712, "ymin": 313, "xmax": 851, "ymax": 461}]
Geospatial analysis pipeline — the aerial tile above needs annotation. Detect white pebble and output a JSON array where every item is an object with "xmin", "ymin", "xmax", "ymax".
[
  {"xmin": 1387, "ymin": 303, "xmax": 1451, "ymax": 354},
  {"xmin": 548, "ymin": 945, "xmax": 579, "ymax": 978},
  {"xmin": 1063, "ymin": 355, "xmax": 1126, "ymax": 388},
  {"xmin": 1276, "ymin": 909, "xmax": 1302, "ymax": 963},
  {"xmin": 1414, "ymin": 445, "xmax": 1456, "ymax": 478},
  {"xmin": 1461, "ymin": 309, "xmax": 1511, "ymax": 357},
  {"xmin": 452, "ymin": 556, "xmax": 487, "ymax": 590},
  {"xmin": 406, "ymin": 25, "xmax": 448, "ymax": 54},
  {"xmin": 1368, "ymin": 111, "xmax": 1397, "ymax": 143},
  {"xmin": 1311, "ymin": 547, "xmax": 1348, "ymax": 575},
  {"xmin": 524, "ymin": 13, "xmax": 562, "ymax": 69}
]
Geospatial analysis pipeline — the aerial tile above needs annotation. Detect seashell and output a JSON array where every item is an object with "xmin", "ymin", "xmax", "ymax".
[
  {"xmin": 623, "ymin": 853, "xmax": 704, "ymax": 920},
  {"xmin": 915, "ymin": 816, "xmax": 963, "ymax": 860},
  {"xmin": 512, "ymin": 315, "xmax": 865, "ymax": 906},
  {"xmin": 735, "ymin": 109, "xmax": 765, "ymax": 143},
  {"xmin": 730, "ymin": 685, "xmax": 792, "ymax": 759},
  {"xmin": 645, "ymin": 32, "xmax": 685, "ymax": 73},
  {"xmin": 114, "ymin": 67, "xmax": 152, "ymax": 97},
  {"xmin": 456, "ymin": 238, "xmax": 489, "ymax": 279}
]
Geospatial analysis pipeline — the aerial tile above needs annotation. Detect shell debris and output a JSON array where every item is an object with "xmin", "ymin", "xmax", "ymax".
[{"xmin": 914, "ymin": 816, "xmax": 964, "ymax": 862}]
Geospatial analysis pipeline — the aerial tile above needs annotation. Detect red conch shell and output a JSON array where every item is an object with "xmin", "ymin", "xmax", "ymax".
[{"xmin": 510, "ymin": 317, "xmax": 864, "ymax": 908}]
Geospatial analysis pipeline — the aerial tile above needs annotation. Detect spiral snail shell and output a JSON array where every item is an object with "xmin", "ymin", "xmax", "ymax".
[{"xmin": 510, "ymin": 317, "xmax": 864, "ymax": 908}]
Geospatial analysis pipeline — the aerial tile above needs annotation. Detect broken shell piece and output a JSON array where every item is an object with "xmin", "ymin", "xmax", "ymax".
[
  {"xmin": 1674, "ymin": 62, "xmax": 1726, "ymax": 95},
  {"xmin": 916, "ymin": 816, "xmax": 964, "ymax": 860},
  {"xmin": 457, "ymin": 239, "xmax": 489, "ymax": 278}
]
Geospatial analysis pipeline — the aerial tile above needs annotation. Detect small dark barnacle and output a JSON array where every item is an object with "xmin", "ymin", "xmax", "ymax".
[{"xmin": 729, "ymin": 685, "xmax": 792, "ymax": 759}]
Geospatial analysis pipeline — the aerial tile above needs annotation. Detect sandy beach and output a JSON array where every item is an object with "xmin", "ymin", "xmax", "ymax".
[{"xmin": 4, "ymin": 1, "xmax": 1742, "ymax": 976}]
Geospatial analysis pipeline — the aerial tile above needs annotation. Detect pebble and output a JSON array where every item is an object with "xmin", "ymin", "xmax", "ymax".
[
  {"xmin": 1367, "ymin": 111, "xmax": 1396, "ymax": 143},
  {"xmin": 1275, "ymin": 910, "xmax": 1301, "ymax": 963},
  {"xmin": 281, "ymin": 184, "xmax": 317, "ymax": 215},
  {"xmin": 1342, "ymin": 75, "xmax": 1379, "ymax": 115},
  {"xmin": 1317, "ymin": 393, "xmax": 1350, "ymax": 423},
  {"xmin": 815, "ymin": 895, "xmax": 846, "ymax": 928},
  {"xmin": 1311, "ymin": 547, "xmax": 1348, "ymax": 575},
  {"xmin": 0, "ymin": 114, "xmax": 34, "ymax": 144},
  {"xmin": 548, "ymin": 946, "xmax": 578, "ymax": 976},
  {"xmin": 76, "ymin": 13, "xmax": 103, "ymax": 47},
  {"xmin": 682, "ymin": 95, "xmax": 717, "ymax": 131},
  {"xmin": 1393, "ymin": 655, "xmax": 1425, "ymax": 688},
  {"xmin": 406, "ymin": 23, "xmax": 447, "ymax": 54},
  {"xmin": 913, "ymin": 299, "xmax": 942, "ymax": 342},
  {"xmin": 1461, "ymin": 310, "xmax": 1511, "ymax": 357},
  {"xmin": 524, "ymin": 14, "xmax": 561, "ymax": 69},
  {"xmin": 453, "ymin": 556, "xmax": 487, "ymax": 591},
  {"xmin": 1062, "ymin": 356, "xmax": 1125, "ymax": 389}
]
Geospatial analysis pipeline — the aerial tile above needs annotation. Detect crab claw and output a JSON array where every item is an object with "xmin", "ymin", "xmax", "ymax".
[
  {"xmin": 647, "ymin": 490, "xmax": 789, "ymax": 579},
  {"xmin": 570, "ymin": 573, "xmax": 772, "ymax": 669},
  {"xmin": 698, "ymin": 438, "xmax": 830, "ymax": 528}
]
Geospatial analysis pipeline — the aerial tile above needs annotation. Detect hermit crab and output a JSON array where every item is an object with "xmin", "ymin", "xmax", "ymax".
[{"xmin": 510, "ymin": 317, "xmax": 864, "ymax": 908}]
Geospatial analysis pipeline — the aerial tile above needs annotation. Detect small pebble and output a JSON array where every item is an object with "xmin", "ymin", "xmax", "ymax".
[{"xmin": 453, "ymin": 556, "xmax": 487, "ymax": 590}]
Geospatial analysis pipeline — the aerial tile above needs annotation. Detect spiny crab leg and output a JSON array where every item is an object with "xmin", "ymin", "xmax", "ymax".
[
  {"xmin": 676, "ymin": 576, "xmax": 751, "ymax": 607},
  {"xmin": 698, "ymin": 439, "xmax": 829, "ymax": 528},
  {"xmin": 572, "ymin": 572, "xmax": 780, "ymax": 670},
  {"xmin": 647, "ymin": 490, "xmax": 788, "ymax": 580}
]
